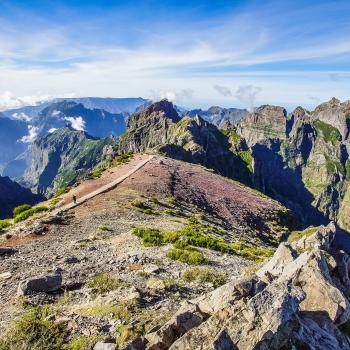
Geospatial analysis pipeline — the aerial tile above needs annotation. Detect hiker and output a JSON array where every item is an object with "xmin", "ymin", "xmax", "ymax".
[{"xmin": 73, "ymin": 195, "xmax": 77, "ymax": 204}]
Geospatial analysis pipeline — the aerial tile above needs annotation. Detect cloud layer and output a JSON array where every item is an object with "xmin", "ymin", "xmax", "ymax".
[{"xmin": 0, "ymin": 0, "xmax": 349, "ymax": 110}]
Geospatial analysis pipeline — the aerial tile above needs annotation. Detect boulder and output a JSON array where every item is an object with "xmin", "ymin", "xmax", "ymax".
[
  {"xmin": 145, "ymin": 302, "xmax": 207, "ymax": 350},
  {"xmin": 17, "ymin": 272, "xmax": 62, "ymax": 296}
]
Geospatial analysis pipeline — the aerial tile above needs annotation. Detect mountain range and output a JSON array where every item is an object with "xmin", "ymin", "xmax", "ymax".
[{"xmin": 2, "ymin": 96, "xmax": 350, "ymax": 349}]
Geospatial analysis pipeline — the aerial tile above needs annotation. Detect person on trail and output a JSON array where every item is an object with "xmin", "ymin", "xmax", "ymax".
[{"xmin": 73, "ymin": 195, "xmax": 77, "ymax": 204}]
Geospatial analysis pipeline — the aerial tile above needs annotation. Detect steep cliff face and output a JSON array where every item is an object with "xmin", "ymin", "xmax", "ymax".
[
  {"xmin": 234, "ymin": 99, "xmax": 350, "ymax": 229},
  {"xmin": 118, "ymin": 100, "xmax": 253, "ymax": 185},
  {"xmin": 0, "ymin": 176, "xmax": 44, "ymax": 219},
  {"xmin": 22, "ymin": 128, "xmax": 114, "ymax": 196}
]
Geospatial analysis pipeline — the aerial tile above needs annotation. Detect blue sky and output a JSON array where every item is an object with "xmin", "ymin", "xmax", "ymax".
[{"xmin": 0, "ymin": 0, "xmax": 349, "ymax": 110}]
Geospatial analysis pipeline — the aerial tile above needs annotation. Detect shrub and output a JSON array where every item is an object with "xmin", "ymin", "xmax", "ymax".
[
  {"xmin": 287, "ymin": 226, "xmax": 318, "ymax": 243},
  {"xmin": 0, "ymin": 219, "xmax": 11, "ymax": 230},
  {"xmin": 132, "ymin": 227, "xmax": 164, "ymax": 246},
  {"xmin": 133, "ymin": 219, "xmax": 273, "ymax": 262},
  {"xmin": 183, "ymin": 268, "xmax": 226, "ymax": 287},
  {"xmin": 63, "ymin": 335, "xmax": 102, "ymax": 350},
  {"xmin": 86, "ymin": 273, "xmax": 125, "ymax": 294},
  {"xmin": 13, "ymin": 206, "xmax": 48, "ymax": 223},
  {"xmin": 13, "ymin": 204, "xmax": 32, "ymax": 217},
  {"xmin": 166, "ymin": 196, "xmax": 177, "ymax": 206},
  {"xmin": 150, "ymin": 196, "xmax": 160, "ymax": 205},
  {"xmin": 164, "ymin": 209, "xmax": 182, "ymax": 217},
  {"xmin": 115, "ymin": 152, "xmax": 133, "ymax": 165},
  {"xmin": 99, "ymin": 225, "xmax": 112, "ymax": 232},
  {"xmin": 313, "ymin": 119, "xmax": 341, "ymax": 144},
  {"xmin": 0, "ymin": 305, "xmax": 67, "ymax": 350},
  {"xmin": 54, "ymin": 187, "xmax": 68, "ymax": 198},
  {"xmin": 166, "ymin": 248, "xmax": 206, "ymax": 265}
]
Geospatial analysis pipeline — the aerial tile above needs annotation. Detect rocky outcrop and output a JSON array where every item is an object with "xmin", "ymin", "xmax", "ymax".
[
  {"xmin": 132, "ymin": 223, "xmax": 350, "ymax": 349},
  {"xmin": 236, "ymin": 105, "xmax": 287, "ymax": 146},
  {"xmin": 232, "ymin": 98, "xmax": 350, "ymax": 229},
  {"xmin": 21, "ymin": 127, "xmax": 115, "ymax": 196},
  {"xmin": 118, "ymin": 100, "xmax": 254, "ymax": 185},
  {"xmin": 0, "ymin": 175, "xmax": 44, "ymax": 219}
]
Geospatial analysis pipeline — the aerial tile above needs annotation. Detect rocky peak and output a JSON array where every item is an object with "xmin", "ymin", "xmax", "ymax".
[{"xmin": 127, "ymin": 99, "xmax": 180, "ymax": 130}]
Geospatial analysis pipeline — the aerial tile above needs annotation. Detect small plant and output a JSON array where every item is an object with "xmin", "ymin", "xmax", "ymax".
[
  {"xmin": 0, "ymin": 305, "xmax": 67, "ymax": 350},
  {"xmin": 53, "ymin": 186, "xmax": 68, "ymax": 198},
  {"xmin": 99, "ymin": 225, "xmax": 112, "ymax": 232},
  {"xmin": 131, "ymin": 200, "xmax": 156, "ymax": 215},
  {"xmin": 0, "ymin": 219, "xmax": 11, "ymax": 230},
  {"xmin": 150, "ymin": 196, "xmax": 160, "ymax": 205},
  {"xmin": 63, "ymin": 335, "xmax": 102, "ymax": 350},
  {"xmin": 115, "ymin": 152, "xmax": 133, "ymax": 165},
  {"xmin": 287, "ymin": 226, "xmax": 318, "ymax": 243},
  {"xmin": 164, "ymin": 209, "xmax": 182, "ymax": 217},
  {"xmin": 182, "ymin": 268, "xmax": 226, "ymax": 287},
  {"xmin": 132, "ymin": 227, "xmax": 164, "ymax": 246},
  {"xmin": 86, "ymin": 273, "xmax": 126, "ymax": 294},
  {"xmin": 166, "ymin": 196, "xmax": 177, "ymax": 206},
  {"xmin": 167, "ymin": 248, "xmax": 206, "ymax": 265},
  {"xmin": 13, "ymin": 204, "xmax": 32, "ymax": 217},
  {"xmin": 13, "ymin": 206, "xmax": 48, "ymax": 223}
]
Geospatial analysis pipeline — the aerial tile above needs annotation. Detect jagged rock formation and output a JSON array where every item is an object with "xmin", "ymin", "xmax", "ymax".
[
  {"xmin": 118, "ymin": 98, "xmax": 350, "ymax": 230},
  {"xmin": 0, "ymin": 176, "xmax": 44, "ymax": 219},
  {"xmin": 131, "ymin": 223, "xmax": 350, "ymax": 349},
  {"xmin": 233, "ymin": 98, "xmax": 350, "ymax": 229},
  {"xmin": 118, "ymin": 100, "xmax": 254, "ymax": 185},
  {"xmin": 21, "ymin": 127, "xmax": 115, "ymax": 196}
]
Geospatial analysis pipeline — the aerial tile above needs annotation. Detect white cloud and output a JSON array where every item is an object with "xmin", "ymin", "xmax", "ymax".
[
  {"xmin": 64, "ymin": 116, "xmax": 85, "ymax": 131},
  {"xmin": 213, "ymin": 85, "xmax": 232, "ymax": 97},
  {"xmin": 235, "ymin": 85, "xmax": 262, "ymax": 111},
  {"xmin": 20, "ymin": 125, "xmax": 39, "ymax": 143},
  {"xmin": 11, "ymin": 112, "xmax": 31, "ymax": 121},
  {"xmin": 48, "ymin": 128, "xmax": 57, "ymax": 133},
  {"xmin": 0, "ymin": 91, "xmax": 51, "ymax": 111},
  {"xmin": 150, "ymin": 89, "xmax": 193, "ymax": 103}
]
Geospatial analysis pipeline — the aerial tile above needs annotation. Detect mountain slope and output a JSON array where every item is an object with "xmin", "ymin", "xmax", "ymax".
[
  {"xmin": 0, "ymin": 153, "xmax": 293, "ymax": 340},
  {"xmin": 0, "ymin": 176, "xmax": 44, "ymax": 219},
  {"xmin": 21, "ymin": 127, "xmax": 115, "ymax": 196}
]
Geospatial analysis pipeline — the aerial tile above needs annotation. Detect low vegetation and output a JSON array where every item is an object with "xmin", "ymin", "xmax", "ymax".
[
  {"xmin": 13, "ymin": 204, "xmax": 32, "ymax": 217},
  {"xmin": 182, "ymin": 268, "xmax": 226, "ymax": 287},
  {"xmin": 13, "ymin": 206, "xmax": 48, "ymax": 223},
  {"xmin": 167, "ymin": 247, "xmax": 206, "ymax": 265},
  {"xmin": 287, "ymin": 226, "xmax": 319, "ymax": 243},
  {"xmin": 313, "ymin": 119, "xmax": 341, "ymax": 144},
  {"xmin": 0, "ymin": 219, "xmax": 11, "ymax": 230},
  {"xmin": 131, "ymin": 200, "xmax": 156, "ymax": 215},
  {"xmin": 62, "ymin": 335, "xmax": 102, "ymax": 350},
  {"xmin": 132, "ymin": 217, "xmax": 274, "ymax": 263},
  {"xmin": 0, "ymin": 305, "xmax": 67, "ymax": 350},
  {"xmin": 53, "ymin": 186, "xmax": 69, "ymax": 198},
  {"xmin": 86, "ymin": 273, "xmax": 127, "ymax": 294}
]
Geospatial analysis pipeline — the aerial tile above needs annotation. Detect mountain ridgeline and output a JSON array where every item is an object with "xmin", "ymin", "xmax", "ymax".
[
  {"xmin": 21, "ymin": 128, "xmax": 115, "ymax": 196},
  {"xmin": 117, "ymin": 98, "xmax": 350, "ymax": 231}
]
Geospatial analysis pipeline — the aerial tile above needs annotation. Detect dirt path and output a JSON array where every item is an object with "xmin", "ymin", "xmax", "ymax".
[{"xmin": 54, "ymin": 154, "xmax": 154, "ymax": 214}]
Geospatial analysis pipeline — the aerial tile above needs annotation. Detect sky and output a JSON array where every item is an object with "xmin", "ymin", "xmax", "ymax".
[{"xmin": 0, "ymin": 0, "xmax": 349, "ymax": 110}]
